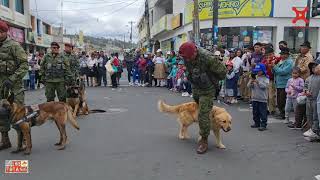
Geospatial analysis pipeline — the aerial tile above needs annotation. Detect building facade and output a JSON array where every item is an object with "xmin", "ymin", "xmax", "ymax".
[
  {"xmin": 138, "ymin": 0, "xmax": 320, "ymax": 57},
  {"xmin": 0, "ymin": 0, "xmax": 30, "ymax": 49}
]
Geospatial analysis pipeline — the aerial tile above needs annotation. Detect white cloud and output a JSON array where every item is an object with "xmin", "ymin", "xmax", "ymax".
[{"xmin": 30, "ymin": 0, "xmax": 144, "ymax": 42}]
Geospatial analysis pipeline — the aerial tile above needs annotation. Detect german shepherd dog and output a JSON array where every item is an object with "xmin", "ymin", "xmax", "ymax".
[
  {"xmin": 158, "ymin": 100, "xmax": 232, "ymax": 149},
  {"xmin": 66, "ymin": 78, "xmax": 89, "ymax": 118},
  {"xmin": 0, "ymin": 93, "xmax": 80, "ymax": 155}
]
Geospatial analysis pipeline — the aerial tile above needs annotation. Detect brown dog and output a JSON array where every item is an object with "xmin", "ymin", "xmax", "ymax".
[
  {"xmin": 66, "ymin": 79, "xmax": 89, "ymax": 118},
  {"xmin": 0, "ymin": 93, "xmax": 80, "ymax": 155},
  {"xmin": 158, "ymin": 100, "xmax": 232, "ymax": 149}
]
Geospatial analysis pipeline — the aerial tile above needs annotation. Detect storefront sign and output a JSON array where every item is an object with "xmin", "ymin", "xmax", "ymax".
[
  {"xmin": 171, "ymin": 13, "xmax": 182, "ymax": 30},
  {"xmin": 42, "ymin": 34, "xmax": 53, "ymax": 47},
  {"xmin": 36, "ymin": 36, "xmax": 43, "ymax": 45},
  {"xmin": 8, "ymin": 27, "xmax": 25, "ymax": 43},
  {"xmin": 185, "ymin": 0, "xmax": 274, "ymax": 24}
]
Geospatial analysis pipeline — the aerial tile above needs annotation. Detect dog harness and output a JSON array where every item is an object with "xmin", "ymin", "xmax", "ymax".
[{"xmin": 12, "ymin": 105, "xmax": 40, "ymax": 128}]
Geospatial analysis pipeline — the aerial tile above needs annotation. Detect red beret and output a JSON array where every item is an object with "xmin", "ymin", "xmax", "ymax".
[
  {"xmin": 179, "ymin": 42, "xmax": 197, "ymax": 60},
  {"xmin": 0, "ymin": 20, "xmax": 9, "ymax": 32}
]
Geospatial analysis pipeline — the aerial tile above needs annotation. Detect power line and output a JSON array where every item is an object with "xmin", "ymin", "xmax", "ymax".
[
  {"xmin": 64, "ymin": 0, "xmax": 127, "ymax": 4},
  {"xmin": 30, "ymin": 1, "xmax": 132, "ymax": 12},
  {"xmin": 102, "ymin": 0, "xmax": 140, "ymax": 17}
]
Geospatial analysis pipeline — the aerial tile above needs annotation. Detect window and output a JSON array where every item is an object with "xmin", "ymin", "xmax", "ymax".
[
  {"xmin": 37, "ymin": 19, "xmax": 42, "ymax": 36},
  {"xmin": 1, "ymin": 0, "xmax": 9, "ymax": 8},
  {"xmin": 15, "ymin": 0, "xmax": 24, "ymax": 14}
]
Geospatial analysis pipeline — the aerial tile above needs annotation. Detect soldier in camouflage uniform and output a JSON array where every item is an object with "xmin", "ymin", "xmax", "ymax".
[
  {"xmin": 40, "ymin": 42, "xmax": 72, "ymax": 102},
  {"xmin": 0, "ymin": 20, "xmax": 28, "ymax": 150},
  {"xmin": 63, "ymin": 43, "xmax": 79, "ymax": 85},
  {"xmin": 179, "ymin": 42, "xmax": 227, "ymax": 154}
]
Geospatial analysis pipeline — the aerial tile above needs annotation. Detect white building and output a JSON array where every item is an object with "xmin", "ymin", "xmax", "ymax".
[
  {"xmin": 0, "ymin": 0, "xmax": 30, "ymax": 48},
  {"xmin": 138, "ymin": 0, "xmax": 320, "ymax": 57}
]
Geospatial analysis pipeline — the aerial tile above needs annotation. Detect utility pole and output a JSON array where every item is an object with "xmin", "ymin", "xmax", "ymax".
[
  {"xmin": 193, "ymin": 0, "xmax": 200, "ymax": 46},
  {"xmin": 212, "ymin": 0, "xmax": 219, "ymax": 46},
  {"xmin": 61, "ymin": 0, "xmax": 64, "ymax": 46},
  {"xmin": 145, "ymin": 0, "xmax": 151, "ymax": 52},
  {"xmin": 305, "ymin": 0, "xmax": 312, "ymax": 42},
  {"xmin": 123, "ymin": 33, "xmax": 126, "ymax": 49},
  {"xmin": 128, "ymin": 21, "xmax": 135, "ymax": 49}
]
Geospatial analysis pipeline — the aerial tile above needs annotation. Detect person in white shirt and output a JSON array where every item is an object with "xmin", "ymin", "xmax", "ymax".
[
  {"xmin": 228, "ymin": 49, "xmax": 243, "ymax": 102},
  {"xmin": 152, "ymin": 49, "xmax": 166, "ymax": 87},
  {"xmin": 87, "ymin": 53, "xmax": 98, "ymax": 87}
]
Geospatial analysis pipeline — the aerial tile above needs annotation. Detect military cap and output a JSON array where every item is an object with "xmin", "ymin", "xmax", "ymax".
[{"xmin": 51, "ymin": 42, "xmax": 60, "ymax": 48}]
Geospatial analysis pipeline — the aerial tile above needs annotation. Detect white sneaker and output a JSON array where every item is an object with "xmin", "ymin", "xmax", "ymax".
[
  {"xmin": 129, "ymin": 82, "xmax": 133, "ymax": 86},
  {"xmin": 303, "ymin": 129, "xmax": 318, "ymax": 137},
  {"xmin": 190, "ymin": 94, "xmax": 193, "ymax": 98},
  {"xmin": 181, "ymin": 92, "xmax": 186, "ymax": 97},
  {"xmin": 284, "ymin": 118, "xmax": 290, "ymax": 124},
  {"xmin": 182, "ymin": 92, "xmax": 189, "ymax": 97}
]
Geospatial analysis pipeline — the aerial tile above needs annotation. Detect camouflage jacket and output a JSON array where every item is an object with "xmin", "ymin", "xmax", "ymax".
[
  {"xmin": 63, "ymin": 52, "xmax": 79, "ymax": 81},
  {"xmin": 185, "ymin": 47, "xmax": 227, "ymax": 95},
  {"xmin": 0, "ymin": 37, "xmax": 28, "ymax": 97},
  {"xmin": 40, "ymin": 53, "xmax": 72, "ymax": 83}
]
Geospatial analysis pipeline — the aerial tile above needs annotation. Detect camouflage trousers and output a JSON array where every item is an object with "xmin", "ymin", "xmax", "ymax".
[
  {"xmin": 45, "ymin": 82, "xmax": 66, "ymax": 102},
  {"xmin": 193, "ymin": 90, "xmax": 214, "ymax": 138}
]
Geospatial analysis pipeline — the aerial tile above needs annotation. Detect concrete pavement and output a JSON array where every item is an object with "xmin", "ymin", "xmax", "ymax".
[{"xmin": 1, "ymin": 87, "xmax": 320, "ymax": 180}]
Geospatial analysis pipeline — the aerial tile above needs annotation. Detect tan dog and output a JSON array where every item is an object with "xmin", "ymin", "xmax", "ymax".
[
  {"xmin": 0, "ymin": 93, "xmax": 80, "ymax": 155},
  {"xmin": 158, "ymin": 100, "xmax": 232, "ymax": 149}
]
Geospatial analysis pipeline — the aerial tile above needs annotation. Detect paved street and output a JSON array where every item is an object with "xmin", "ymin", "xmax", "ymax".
[{"xmin": 1, "ymin": 86, "xmax": 320, "ymax": 180}]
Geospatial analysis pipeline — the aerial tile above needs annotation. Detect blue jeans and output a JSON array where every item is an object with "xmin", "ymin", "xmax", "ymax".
[
  {"xmin": 233, "ymin": 72, "xmax": 240, "ymax": 97},
  {"xmin": 182, "ymin": 80, "xmax": 192, "ymax": 94},
  {"xmin": 252, "ymin": 101, "xmax": 268, "ymax": 128},
  {"xmin": 29, "ymin": 71, "xmax": 35, "ymax": 90},
  {"xmin": 285, "ymin": 97, "xmax": 298, "ymax": 119},
  {"xmin": 132, "ymin": 69, "xmax": 139, "ymax": 84}
]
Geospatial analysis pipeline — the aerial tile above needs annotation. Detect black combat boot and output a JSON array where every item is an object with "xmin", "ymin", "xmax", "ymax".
[{"xmin": 0, "ymin": 132, "xmax": 12, "ymax": 150}]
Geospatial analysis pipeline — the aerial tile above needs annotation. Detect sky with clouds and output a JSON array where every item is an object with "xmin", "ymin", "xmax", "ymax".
[{"xmin": 30, "ymin": 0, "xmax": 144, "ymax": 42}]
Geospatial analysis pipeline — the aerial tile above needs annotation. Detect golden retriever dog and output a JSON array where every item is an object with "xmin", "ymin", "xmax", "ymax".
[{"xmin": 158, "ymin": 100, "xmax": 232, "ymax": 149}]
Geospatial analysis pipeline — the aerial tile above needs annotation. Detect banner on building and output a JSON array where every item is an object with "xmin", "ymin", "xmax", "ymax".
[
  {"xmin": 8, "ymin": 27, "xmax": 25, "ymax": 43},
  {"xmin": 184, "ymin": 0, "xmax": 274, "ymax": 24},
  {"xmin": 171, "ymin": 13, "xmax": 182, "ymax": 30}
]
